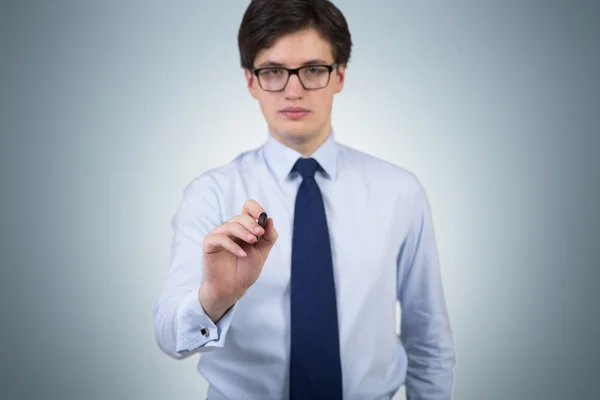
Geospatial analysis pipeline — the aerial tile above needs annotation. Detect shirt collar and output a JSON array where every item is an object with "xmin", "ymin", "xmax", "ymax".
[{"xmin": 263, "ymin": 129, "xmax": 339, "ymax": 183}]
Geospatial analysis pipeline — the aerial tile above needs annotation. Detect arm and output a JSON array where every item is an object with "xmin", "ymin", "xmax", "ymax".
[
  {"xmin": 397, "ymin": 179, "xmax": 456, "ymax": 399},
  {"xmin": 153, "ymin": 175, "xmax": 238, "ymax": 359}
]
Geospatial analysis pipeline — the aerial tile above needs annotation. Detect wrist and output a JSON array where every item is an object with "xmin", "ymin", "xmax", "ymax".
[{"xmin": 198, "ymin": 283, "xmax": 237, "ymax": 323}]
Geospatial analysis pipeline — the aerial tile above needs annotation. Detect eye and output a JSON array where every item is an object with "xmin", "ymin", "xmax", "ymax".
[
  {"xmin": 305, "ymin": 67, "xmax": 327, "ymax": 75},
  {"xmin": 262, "ymin": 68, "xmax": 284, "ymax": 77}
]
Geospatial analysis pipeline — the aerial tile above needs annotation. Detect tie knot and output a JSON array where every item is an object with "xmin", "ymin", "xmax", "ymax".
[{"xmin": 292, "ymin": 157, "xmax": 322, "ymax": 179}]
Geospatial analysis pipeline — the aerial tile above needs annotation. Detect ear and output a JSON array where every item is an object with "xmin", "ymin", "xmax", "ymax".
[
  {"xmin": 245, "ymin": 69, "xmax": 258, "ymax": 99},
  {"xmin": 332, "ymin": 64, "xmax": 346, "ymax": 94}
]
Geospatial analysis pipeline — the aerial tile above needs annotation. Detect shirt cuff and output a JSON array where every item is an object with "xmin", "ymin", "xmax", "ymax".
[{"xmin": 175, "ymin": 289, "xmax": 238, "ymax": 353}]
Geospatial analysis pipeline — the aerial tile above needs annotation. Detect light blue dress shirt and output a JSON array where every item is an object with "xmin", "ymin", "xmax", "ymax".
[{"xmin": 153, "ymin": 131, "xmax": 455, "ymax": 400}]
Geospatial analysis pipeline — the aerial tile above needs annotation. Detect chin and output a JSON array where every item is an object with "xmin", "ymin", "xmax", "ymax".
[{"xmin": 277, "ymin": 126, "xmax": 316, "ymax": 142}]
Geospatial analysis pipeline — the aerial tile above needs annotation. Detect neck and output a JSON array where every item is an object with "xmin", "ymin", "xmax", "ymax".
[{"xmin": 270, "ymin": 125, "xmax": 331, "ymax": 157}]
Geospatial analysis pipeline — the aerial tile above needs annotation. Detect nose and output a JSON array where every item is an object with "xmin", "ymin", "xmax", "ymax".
[{"xmin": 284, "ymin": 73, "xmax": 304, "ymax": 98}]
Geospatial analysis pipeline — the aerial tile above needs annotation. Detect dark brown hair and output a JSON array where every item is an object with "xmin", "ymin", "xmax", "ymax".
[{"xmin": 237, "ymin": 0, "xmax": 352, "ymax": 70}]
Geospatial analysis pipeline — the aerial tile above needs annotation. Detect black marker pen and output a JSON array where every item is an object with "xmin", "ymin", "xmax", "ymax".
[{"xmin": 257, "ymin": 212, "xmax": 267, "ymax": 240}]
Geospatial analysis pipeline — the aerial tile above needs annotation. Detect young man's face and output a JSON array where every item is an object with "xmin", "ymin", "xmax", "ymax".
[{"xmin": 245, "ymin": 27, "xmax": 346, "ymax": 146}]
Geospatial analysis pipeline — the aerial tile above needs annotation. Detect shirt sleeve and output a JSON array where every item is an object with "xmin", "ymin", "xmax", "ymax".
[
  {"xmin": 397, "ymin": 177, "xmax": 456, "ymax": 399},
  {"xmin": 153, "ymin": 173, "xmax": 238, "ymax": 359}
]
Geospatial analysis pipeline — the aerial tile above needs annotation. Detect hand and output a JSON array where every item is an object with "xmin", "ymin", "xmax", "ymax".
[{"xmin": 199, "ymin": 200, "xmax": 278, "ymax": 322}]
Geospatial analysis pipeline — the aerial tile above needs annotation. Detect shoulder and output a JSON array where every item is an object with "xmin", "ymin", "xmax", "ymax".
[
  {"xmin": 336, "ymin": 142, "xmax": 424, "ymax": 196},
  {"xmin": 182, "ymin": 147, "xmax": 260, "ymax": 204}
]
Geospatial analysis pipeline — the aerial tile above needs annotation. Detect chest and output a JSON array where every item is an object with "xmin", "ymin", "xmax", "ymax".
[{"xmin": 239, "ymin": 177, "xmax": 406, "ymax": 301}]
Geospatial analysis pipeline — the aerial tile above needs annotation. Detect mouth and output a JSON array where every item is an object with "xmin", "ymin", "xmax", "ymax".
[{"xmin": 280, "ymin": 107, "xmax": 310, "ymax": 120}]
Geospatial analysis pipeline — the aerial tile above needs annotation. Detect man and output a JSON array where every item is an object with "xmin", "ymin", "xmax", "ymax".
[{"xmin": 153, "ymin": 0, "xmax": 456, "ymax": 399}]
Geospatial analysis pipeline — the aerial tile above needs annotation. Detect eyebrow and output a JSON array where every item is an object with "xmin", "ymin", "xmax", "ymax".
[{"xmin": 256, "ymin": 59, "xmax": 330, "ymax": 68}]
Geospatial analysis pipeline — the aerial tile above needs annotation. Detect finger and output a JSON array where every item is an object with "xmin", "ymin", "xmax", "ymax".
[
  {"xmin": 259, "ymin": 218, "xmax": 278, "ymax": 243},
  {"xmin": 213, "ymin": 221, "xmax": 258, "ymax": 245},
  {"xmin": 203, "ymin": 233, "xmax": 247, "ymax": 257},
  {"xmin": 241, "ymin": 199, "xmax": 266, "ymax": 220},
  {"xmin": 227, "ymin": 214, "xmax": 265, "ymax": 237},
  {"xmin": 255, "ymin": 218, "xmax": 278, "ymax": 256}
]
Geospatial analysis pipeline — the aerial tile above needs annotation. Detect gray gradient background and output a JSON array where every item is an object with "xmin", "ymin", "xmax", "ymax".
[{"xmin": 1, "ymin": 1, "xmax": 598, "ymax": 399}]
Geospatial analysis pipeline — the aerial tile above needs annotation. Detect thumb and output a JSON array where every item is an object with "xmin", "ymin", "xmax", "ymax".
[{"xmin": 255, "ymin": 218, "xmax": 278, "ymax": 257}]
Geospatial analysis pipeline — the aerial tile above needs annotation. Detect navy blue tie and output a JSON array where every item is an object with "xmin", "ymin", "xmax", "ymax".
[{"xmin": 289, "ymin": 157, "xmax": 343, "ymax": 400}]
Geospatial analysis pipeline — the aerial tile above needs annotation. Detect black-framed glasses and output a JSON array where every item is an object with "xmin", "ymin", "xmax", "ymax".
[{"xmin": 253, "ymin": 64, "xmax": 338, "ymax": 92}]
